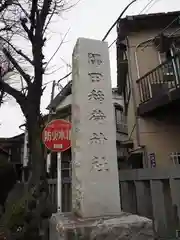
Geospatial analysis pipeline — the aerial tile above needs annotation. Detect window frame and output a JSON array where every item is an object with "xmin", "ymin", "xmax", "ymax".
[{"xmin": 170, "ymin": 152, "xmax": 180, "ymax": 165}]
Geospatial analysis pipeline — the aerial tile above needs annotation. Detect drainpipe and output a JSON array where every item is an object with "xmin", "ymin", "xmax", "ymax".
[
  {"xmin": 133, "ymin": 38, "xmax": 157, "ymax": 168},
  {"xmin": 126, "ymin": 36, "xmax": 140, "ymax": 147},
  {"xmin": 134, "ymin": 38, "xmax": 154, "ymax": 79}
]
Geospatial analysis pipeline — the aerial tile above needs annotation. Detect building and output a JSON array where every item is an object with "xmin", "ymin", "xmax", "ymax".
[
  {"xmin": 0, "ymin": 134, "xmax": 24, "ymax": 180},
  {"xmin": 46, "ymin": 80, "xmax": 129, "ymax": 175},
  {"xmin": 117, "ymin": 11, "xmax": 180, "ymax": 168}
]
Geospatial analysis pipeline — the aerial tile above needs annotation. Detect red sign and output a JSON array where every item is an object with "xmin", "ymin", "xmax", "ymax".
[{"xmin": 42, "ymin": 119, "xmax": 71, "ymax": 152}]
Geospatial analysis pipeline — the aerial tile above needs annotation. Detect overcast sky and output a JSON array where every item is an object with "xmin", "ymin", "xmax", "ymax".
[{"xmin": 0, "ymin": 0, "xmax": 179, "ymax": 137}]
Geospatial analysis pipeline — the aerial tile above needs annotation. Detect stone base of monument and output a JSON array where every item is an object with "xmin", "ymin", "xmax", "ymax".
[{"xmin": 49, "ymin": 212, "xmax": 154, "ymax": 240}]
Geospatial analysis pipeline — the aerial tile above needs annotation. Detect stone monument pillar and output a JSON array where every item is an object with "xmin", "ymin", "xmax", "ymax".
[
  {"xmin": 71, "ymin": 38, "xmax": 121, "ymax": 218},
  {"xmin": 49, "ymin": 38, "xmax": 153, "ymax": 240}
]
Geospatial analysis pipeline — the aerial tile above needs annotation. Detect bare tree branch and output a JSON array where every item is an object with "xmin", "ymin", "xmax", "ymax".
[
  {"xmin": 44, "ymin": 28, "xmax": 70, "ymax": 70},
  {"xmin": 3, "ymin": 48, "xmax": 32, "ymax": 85},
  {"xmin": 30, "ymin": 0, "xmax": 38, "ymax": 34},
  {"xmin": 0, "ymin": 0, "xmax": 77, "ymax": 236},
  {"xmin": 0, "ymin": 89, "xmax": 5, "ymax": 106},
  {"xmin": 45, "ymin": 65, "xmax": 64, "ymax": 75},
  {"xmin": 0, "ymin": 35, "xmax": 34, "ymax": 65},
  {"xmin": 0, "ymin": 25, "xmax": 12, "ymax": 32},
  {"xmin": 0, "ymin": 0, "xmax": 13, "ymax": 13},
  {"xmin": 40, "ymin": 0, "xmax": 52, "ymax": 27},
  {"xmin": 42, "ymin": 1, "xmax": 56, "ymax": 35},
  {"xmin": 15, "ymin": 0, "xmax": 29, "ymax": 19},
  {"xmin": 21, "ymin": 18, "xmax": 34, "ymax": 42},
  {"xmin": 0, "ymin": 73, "xmax": 26, "ymax": 107}
]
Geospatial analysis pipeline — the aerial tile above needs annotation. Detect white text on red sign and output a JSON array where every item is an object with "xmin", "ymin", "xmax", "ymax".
[{"xmin": 44, "ymin": 129, "xmax": 71, "ymax": 141}]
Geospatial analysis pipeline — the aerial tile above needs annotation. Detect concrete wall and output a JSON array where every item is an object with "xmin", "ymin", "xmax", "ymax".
[
  {"xmin": 119, "ymin": 167, "xmax": 180, "ymax": 238},
  {"xmin": 126, "ymin": 28, "xmax": 180, "ymax": 167}
]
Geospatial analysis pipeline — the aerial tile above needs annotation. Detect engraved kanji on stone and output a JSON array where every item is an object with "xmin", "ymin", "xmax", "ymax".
[
  {"xmin": 76, "ymin": 184, "xmax": 83, "ymax": 200},
  {"xmin": 89, "ymin": 132, "xmax": 108, "ymax": 144},
  {"xmin": 90, "ymin": 156, "xmax": 109, "ymax": 172},
  {"xmin": 73, "ymin": 158, "xmax": 81, "ymax": 167},
  {"xmin": 88, "ymin": 89, "xmax": 105, "ymax": 104},
  {"xmin": 75, "ymin": 183, "xmax": 84, "ymax": 210},
  {"xmin": 88, "ymin": 53, "xmax": 102, "ymax": 66},
  {"xmin": 88, "ymin": 72, "xmax": 103, "ymax": 82},
  {"xmin": 75, "ymin": 127, "xmax": 80, "ymax": 133},
  {"xmin": 89, "ymin": 109, "xmax": 106, "ymax": 122}
]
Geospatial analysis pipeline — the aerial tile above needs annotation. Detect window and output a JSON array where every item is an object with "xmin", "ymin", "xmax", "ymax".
[
  {"xmin": 115, "ymin": 106, "xmax": 127, "ymax": 134},
  {"xmin": 128, "ymin": 153, "xmax": 143, "ymax": 169},
  {"xmin": 115, "ymin": 108, "xmax": 123, "ymax": 125},
  {"xmin": 170, "ymin": 152, "xmax": 180, "ymax": 165},
  {"xmin": 115, "ymin": 107, "xmax": 127, "ymax": 126}
]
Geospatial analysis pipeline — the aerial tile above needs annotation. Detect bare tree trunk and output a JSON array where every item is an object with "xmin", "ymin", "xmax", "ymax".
[{"xmin": 26, "ymin": 105, "xmax": 45, "ymax": 185}]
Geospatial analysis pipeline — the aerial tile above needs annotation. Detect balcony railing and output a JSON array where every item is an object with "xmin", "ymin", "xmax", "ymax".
[{"xmin": 137, "ymin": 53, "xmax": 180, "ymax": 104}]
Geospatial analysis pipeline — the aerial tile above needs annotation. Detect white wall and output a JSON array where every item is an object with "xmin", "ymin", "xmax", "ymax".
[
  {"xmin": 56, "ymin": 94, "xmax": 72, "ymax": 111},
  {"xmin": 112, "ymin": 91, "xmax": 124, "ymax": 106}
]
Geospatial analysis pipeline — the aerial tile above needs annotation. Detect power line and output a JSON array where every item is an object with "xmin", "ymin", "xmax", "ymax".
[
  {"xmin": 102, "ymin": 0, "xmax": 138, "ymax": 41},
  {"xmin": 139, "ymin": 0, "xmax": 155, "ymax": 15},
  {"xmin": 105, "ymin": 0, "xmax": 162, "ymax": 51},
  {"xmin": 55, "ymin": 34, "xmax": 120, "ymax": 81},
  {"xmin": 55, "ymin": 0, "xmax": 138, "ymax": 82},
  {"xmin": 48, "ymin": 8, "xmax": 180, "ymax": 89},
  {"xmin": 154, "ymin": 26, "xmax": 180, "ymax": 50},
  {"xmin": 45, "ymin": 13, "xmax": 180, "ymax": 90},
  {"xmin": 57, "ymin": 72, "xmax": 72, "ymax": 83},
  {"xmin": 141, "ymin": 15, "xmax": 180, "ymax": 50},
  {"xmin": 108, "ymin": 38, "xmax": 117, "ymax": 49},
  {"xmin": 55, "ymin": 37, "xmax": 117, "ymax": 85},
  {"xmin": 141, "ymin": 0, "xmax": 163, "ymax": 14}
]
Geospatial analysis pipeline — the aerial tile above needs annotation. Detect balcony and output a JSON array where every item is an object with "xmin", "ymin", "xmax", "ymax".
[{"xmin": 137, "ymin": 53, "xmax": 180, "ymax": 116}]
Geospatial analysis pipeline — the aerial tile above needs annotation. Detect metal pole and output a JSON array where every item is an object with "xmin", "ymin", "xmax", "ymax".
[
  {"xmin": 57, "ymin": 152, "xmax": 62, "ymax": 212},
  {"xmin": 22, "ymin": 129, "xmax": 28, "ymax": 182},
  {"xmin": 45, "ymin": 80, "xmax": 56, "ymax": 175},
  {"xmin": 23, "ymin": 130, "xmax": 28, "ymax": 167}
]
